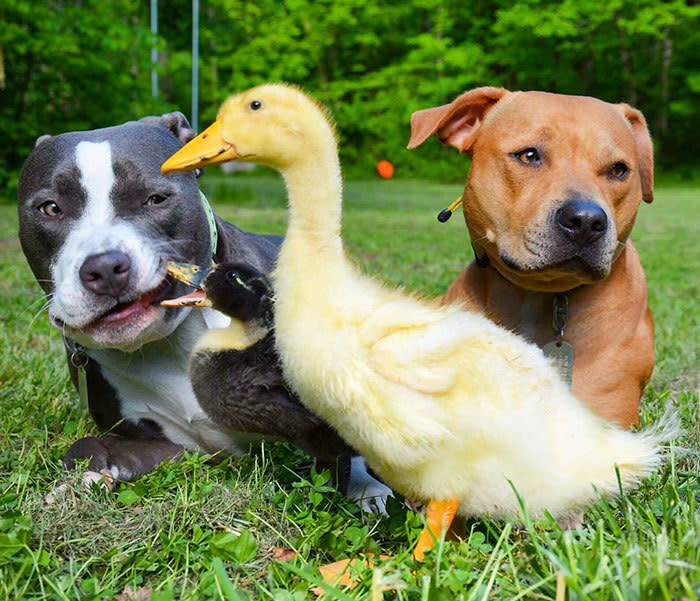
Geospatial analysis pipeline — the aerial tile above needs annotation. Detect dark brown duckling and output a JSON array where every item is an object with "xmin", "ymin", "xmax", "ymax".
[{"xmin": 163, "ymin": 261, "xmax": 353, "ymax": 488}]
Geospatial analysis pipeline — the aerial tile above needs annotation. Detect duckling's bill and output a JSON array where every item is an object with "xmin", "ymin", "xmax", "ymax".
[
  {"xmin": 165, "ymin": 260, "xmax": 211, "ymax": 288},
  {"xmin": 161, "ymin": 120, "xmax": 238, "ymax": 174},
  {"xmin": 161, "ymin": 261, "xmax": 213, "ymax": 307},
  {"xmin": 161, "ymin": 289, "xmax": 213, "ymax": 308}
]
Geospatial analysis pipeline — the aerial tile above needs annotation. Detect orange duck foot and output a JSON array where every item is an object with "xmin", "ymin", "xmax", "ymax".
[{"xmin": 412, "ymin": 498, "xmax": 459, "ymax": 560}]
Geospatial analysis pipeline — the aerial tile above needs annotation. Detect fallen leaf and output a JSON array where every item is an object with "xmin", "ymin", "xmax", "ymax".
[
  {"xmin": 272, "ymin": 546, "xmax": 297, "ymax": 561},
  {"xmin": 115, "ymin": 585, "xmax": 151, "ymax": 601}
]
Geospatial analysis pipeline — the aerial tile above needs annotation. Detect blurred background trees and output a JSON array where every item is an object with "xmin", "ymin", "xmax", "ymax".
[{"xmin": 1, "ymin": 0, "xmax": 698, "ymax": 191}]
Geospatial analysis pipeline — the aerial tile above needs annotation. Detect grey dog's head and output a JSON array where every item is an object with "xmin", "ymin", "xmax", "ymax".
[{"xmin": 18, "ymin": 112, "xmax": 214, "ymax": 351}]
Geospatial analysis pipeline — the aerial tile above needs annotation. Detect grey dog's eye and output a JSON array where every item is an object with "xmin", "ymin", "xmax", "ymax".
[
  {"xmin": 145, "ymin": 194, "xmax": 168, "ymax": 205},
  {"xmin": 38, "ymin": 201, "xmax": 63, "ymax": 217}
]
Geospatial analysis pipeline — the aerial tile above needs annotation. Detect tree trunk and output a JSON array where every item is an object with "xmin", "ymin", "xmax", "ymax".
[
  {"xmin": 657, "ymin": 29, "xmax": 672, "ymax": 137},
  {"xmin": 0, "ymin": 45, "xmax": 5, "ymax": 90}
]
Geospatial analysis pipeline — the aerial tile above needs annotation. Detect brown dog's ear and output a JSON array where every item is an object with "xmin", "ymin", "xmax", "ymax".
[
  {"xmin": 618, "ymin": 103, "xmax": 654, "ymax": 203},
  {"xmin": 407, "ymin": 87, "xmax": 508, "ymax": 152}
]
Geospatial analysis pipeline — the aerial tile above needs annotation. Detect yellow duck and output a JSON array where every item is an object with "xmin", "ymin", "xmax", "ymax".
[{"xmin": 162, "ymin": 83, "xmax": 675, "ymax": 570}]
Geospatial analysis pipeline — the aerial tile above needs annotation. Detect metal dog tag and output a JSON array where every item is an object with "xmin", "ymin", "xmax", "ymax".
[
  {"xmin": 77, "ymin": 364, "xmax": 89, "ymax": 411},
  {"xmin": 67, "ymin": 339, "xmax": 90, "ymax": 411},
  {"xmin": 543, "ymin": 339, "xmax": 574, "ymax": 388}
]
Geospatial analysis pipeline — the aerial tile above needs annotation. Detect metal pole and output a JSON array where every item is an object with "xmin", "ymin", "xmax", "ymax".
[
  {"xmin": 192, "ymin": 0, "xmax": 199, "ymax": 131},
  {"xmin": 150, "ymin": 0, "xmax": 158, "ymax": 100}
]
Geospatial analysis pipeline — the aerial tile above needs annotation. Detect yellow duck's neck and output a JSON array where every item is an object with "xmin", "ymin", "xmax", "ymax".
[{"xmin": 279, "ymin": 133, "xmax": 344, "ymax": 258}]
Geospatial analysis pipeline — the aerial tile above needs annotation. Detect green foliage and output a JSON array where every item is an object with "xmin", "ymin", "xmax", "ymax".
[
  {"xmin": 1, "ymin": 0, "xmax": 699, "ymax": 194},
  {"xmin": 210, "ymin": 529, "xmax": 258, "ymax": 564}
]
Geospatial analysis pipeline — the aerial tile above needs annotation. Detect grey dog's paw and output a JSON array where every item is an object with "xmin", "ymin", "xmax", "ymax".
[
  {"xmin": 45, "ymin": 437, "xmax": 123, "ymax": 504},
  {"xmin": 44, "ymin": 469, "xmax": 116, "ymax": 505},
  {"xmin": 63, "ymin": 436, "xmax": 114, "ymax": 473},
  {"xmin": 46, "ymin": 435, "xmax": 183, "ymax": 505},
  {"xmin": 346, "ymin": 456, "xmax": 394, "ymax": 515},
  {"xmin": 62, "ymin": 435, "xmax": 183, "ymax": 482}
]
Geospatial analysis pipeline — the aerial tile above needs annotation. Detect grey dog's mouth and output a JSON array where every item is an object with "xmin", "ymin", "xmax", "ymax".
[{"xmin": 54, "ymin": 277, "xmax": 174, "ymax": 330}]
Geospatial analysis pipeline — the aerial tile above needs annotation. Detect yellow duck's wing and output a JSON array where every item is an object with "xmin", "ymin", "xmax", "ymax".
[{"xmin": 360, "ymin": 297, "xmax": 467, "ymax": 395}]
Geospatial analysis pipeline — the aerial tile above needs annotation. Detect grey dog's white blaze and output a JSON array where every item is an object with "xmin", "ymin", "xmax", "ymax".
[{"xmin": 49, "ymin": 141, "xmax": 162, "ymax": 332}]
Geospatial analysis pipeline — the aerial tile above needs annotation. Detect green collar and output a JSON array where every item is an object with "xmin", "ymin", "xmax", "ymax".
[{"xmin": 199, "ymin": 190, "xmax": 218, "ymax": 263}]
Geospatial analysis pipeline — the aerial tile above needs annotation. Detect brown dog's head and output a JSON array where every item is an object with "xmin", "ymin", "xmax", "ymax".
[{"xmin": 408, "ymin": 87, "xmax": 654, "ymax": 292}]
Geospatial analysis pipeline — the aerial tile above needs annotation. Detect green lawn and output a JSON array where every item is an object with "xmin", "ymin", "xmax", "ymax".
[{"xmin": 1, "ymin": 175, "xmax": 698, "ymax": 600}]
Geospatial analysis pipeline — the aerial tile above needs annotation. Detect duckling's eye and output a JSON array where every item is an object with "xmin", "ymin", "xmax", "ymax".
[
  {"xmin": 512, "ymin": 148, "xmax": 542, "ymax": 165},
  {"xmin": 38, "ymin": 201, "xmax": 63, "ymax": 218},
  {"xmin": 608, "ymin": 162, "xmax": 629, "ymax": 180},
  {"xmin": 145, "ymin": 194, "xmax": 168, "ymax": 206},
  {"xmin": 250, "ymin": 100, "xmax": 262, "ymax": 111},
  {"xmin": 226, "ymin": 270, "xmax": 240, "ymax": 282}
]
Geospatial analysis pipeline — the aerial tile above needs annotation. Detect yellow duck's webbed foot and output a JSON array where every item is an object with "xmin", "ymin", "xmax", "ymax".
[{"xmin": 412, "ymin": 498, "xmax": 459, "ymax": 561}]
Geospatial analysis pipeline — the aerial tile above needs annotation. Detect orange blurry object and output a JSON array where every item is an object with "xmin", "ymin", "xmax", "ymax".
[{"xmin": 376, "ymin": 160, "xmax": 394, "ymax": 179}]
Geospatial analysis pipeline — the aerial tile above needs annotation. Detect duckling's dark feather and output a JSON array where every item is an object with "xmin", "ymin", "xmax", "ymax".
[{"xmin": 190, "ymin": 336, "xmax": 352, "ymax": 484}]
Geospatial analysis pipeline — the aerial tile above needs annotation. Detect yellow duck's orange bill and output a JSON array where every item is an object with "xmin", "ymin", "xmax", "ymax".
[{"xmin": 161, "ymin": 120, "xmax": 238, "ymax": 174}]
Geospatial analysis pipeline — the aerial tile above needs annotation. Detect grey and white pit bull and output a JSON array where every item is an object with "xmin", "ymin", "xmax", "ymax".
[{"xmin": 17, "ymin": 112, "xmax": 390, "ymax": 509}]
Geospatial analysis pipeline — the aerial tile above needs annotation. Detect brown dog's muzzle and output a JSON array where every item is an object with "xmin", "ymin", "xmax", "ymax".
[{"xmin": 489, "ymin": 195, "xmax": 618, "ymax": 289}]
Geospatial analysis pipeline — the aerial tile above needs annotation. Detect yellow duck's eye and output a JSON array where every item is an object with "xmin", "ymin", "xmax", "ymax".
[
  {"xmin": 250, "ymin": 100, "xmax": 262, "ymax": 110},
  {"xmin": 512, "ymin": 148, "xmax": 541, "ymax": 165},
  {"xmin": 608, "ymin": 162, "xmax": 629, "ymax": 180},
  {"xmin": 38, "ymin": 201, "xmax": 63, "ymax": 217}
]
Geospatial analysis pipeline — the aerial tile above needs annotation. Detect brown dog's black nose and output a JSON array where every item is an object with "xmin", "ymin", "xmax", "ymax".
[
  {"xmin": 79, "ymin": 251, "xmax": 131, "ymax": 296},
  {"xmin": 556, "ymin": 201, "xmax": 608, "ymax": 245}
]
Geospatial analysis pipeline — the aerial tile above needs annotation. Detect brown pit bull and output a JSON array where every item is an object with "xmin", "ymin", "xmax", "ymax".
[{"xmin": 408, "ymin": 87, "xmax": 655, "ymax": 429}]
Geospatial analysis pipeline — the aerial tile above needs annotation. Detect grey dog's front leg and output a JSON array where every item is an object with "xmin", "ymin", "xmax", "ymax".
[
  {"xmin": 63, "ymin": 435, "xmax": 183, "ymax": 481},
  {"xmin": 62, "ymin": 346, "xmax": 183, "ymax": 482}
]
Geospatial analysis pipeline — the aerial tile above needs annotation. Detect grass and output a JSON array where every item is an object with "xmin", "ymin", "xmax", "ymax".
[{"xmin": 1, "ymin": 173, "xmax": 698, "ymax": 600}]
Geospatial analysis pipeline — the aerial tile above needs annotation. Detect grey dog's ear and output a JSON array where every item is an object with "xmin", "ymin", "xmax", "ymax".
[
  {"xmin": 35, "ymin": 134, "xmax": 52, "ymax": 148},
  {"xmin": 407, "ymin": 87, "xmax": 508, "ymax": 152},
  {"xmin": 140, "ymin": 111, "xmax": 197, "ymax": 145}
]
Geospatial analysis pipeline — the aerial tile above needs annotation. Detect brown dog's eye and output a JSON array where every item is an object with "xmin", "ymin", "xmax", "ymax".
[
  {"xmin": 38, "ymin": 201, "xmax": 63, "ymax": 218},
  {"xmin": 512, "ymin": 148, "xmax": 541, "ymax": 165},
  {"xmin": 608, "ymin": 162, "xmax": 629, "ymax": 180}
]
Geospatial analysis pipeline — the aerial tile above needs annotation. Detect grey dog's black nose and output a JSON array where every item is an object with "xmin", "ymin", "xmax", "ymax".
[
  {"xmin": 79, "ymin": 251, "xmax": 131, "ymax": 296},
  {"xmin": 556, "ymin": 201, "xmax": 608, "ymax": 245}
]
